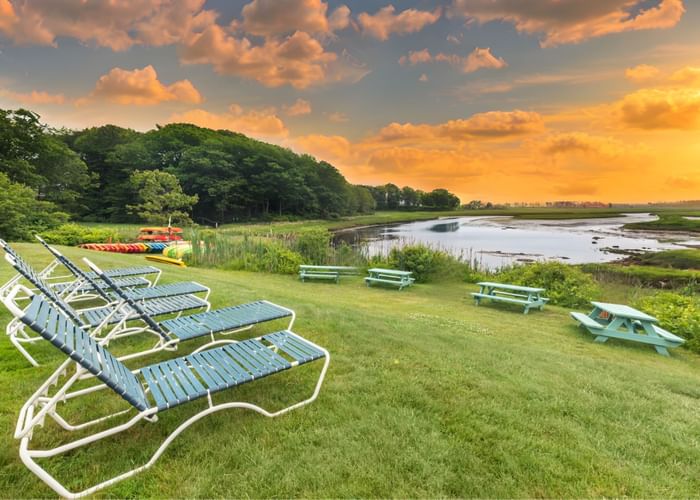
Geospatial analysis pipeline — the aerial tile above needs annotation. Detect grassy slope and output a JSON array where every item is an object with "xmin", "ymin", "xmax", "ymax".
[
  {"xmin": 1, "ymin": 244, "xmax": 700, "ymax": 498},
  {"xmin": 624, "ymin": 213, "xmax": 700, "ymax": 233}
]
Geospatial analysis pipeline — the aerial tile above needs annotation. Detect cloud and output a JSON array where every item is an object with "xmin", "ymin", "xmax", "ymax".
[
  {"xmin": 358, "ymin": 5, "xmax": 441, "ymax": 41},
  {"xmin": 449, "ymin": 0, "xmax": 685, "ymax": 47},
  {"xmin": 169, "ymin": 104, "xmax": 288, "ymax": 139},
  {"xmin": 79, "ymin": 65, "xmax": 203, "ymax": 106},
  {"xmin": 328, "ymin": 112, "xmax": 349, "ymax": 123},
  {"xmin": 0, "ymin": 0, "xmax": 216, "ymax": 51},
  {"xmin": 284, "ymin": 98, "xmax": 312, "ymax": 116},
  {"xmin": 374, "ymin": 111, "xmax": 545, "ymax": 144},
  {"xmin": 398, "ymin": 49, "xmax": 432, "ymax": 66},
  {"xmin": 180, "ymin": 27, "xmax": 358, "ymax": 89},
  {"xmin": 617, "ymin": 87, "xmax": 700, "ymax": 129},
  {"xmin": 399, "ymin": 47, "xmax": 506, "ymax": 74},
  {"xmin": 669, "ymin": 66, "xmax": 700, "ymax": 86},
  {"xmin": 240, "ymin": 0, "xmax": 350, "ymax": 36},
  {"xmin": 537, "ymin": 132, "xmax": 634, "ymax": 158},
  {"xmin": 0, "ymin": 89, "xmax": 66, "ymax": 105},
  {"xmin": 0, "ymin": 0, "xmax": 368, "ymax": 90},
  {"xmin": 436, "ymin": 47, "xmax": 507, "ymax": 73},
  {"xmin": 625, "ymin": 64, "xmax": 661, "ymax": 84}
]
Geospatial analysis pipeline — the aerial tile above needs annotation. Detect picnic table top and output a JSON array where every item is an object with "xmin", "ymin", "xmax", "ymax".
[
  {"xmin": 368, "ymin": 268, "xmax": 413, "ymax": 276},
  {"xmin": 299, "ymin": 265, "xmax": 358, "ymax": 270},
  {"xmin": 591, "ymin": 301, "xmax": 658, "ymax": 323},
  {"xmin": 476, "ymin": 282, "xmax": 545, "ymax": 293}
]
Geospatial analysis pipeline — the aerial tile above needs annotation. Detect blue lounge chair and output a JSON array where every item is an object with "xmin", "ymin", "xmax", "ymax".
[
  {"xmin": 10, "ymin": 292, "xmax": 329, "ymax": 498},
  {"xmin": 1, "ymin": 245, "xmax": 208, "ymax": 365},
  {"xmin": 33, "ymin": 236, "xmax": 210, "ymax": 305}
]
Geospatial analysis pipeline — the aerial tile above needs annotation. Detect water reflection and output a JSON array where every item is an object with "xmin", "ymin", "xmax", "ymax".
[
  {"xmin": 429, "ymin": 221, "xmax": 460, "ymax": 233},
  {"xmin": 333, "ymin": 213, "xmax": 700, "ymax": 270}
]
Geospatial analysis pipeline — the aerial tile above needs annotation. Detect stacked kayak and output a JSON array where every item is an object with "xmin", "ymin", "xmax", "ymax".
[{"xmin": 79, "ymin": 242, "xmax": 169, "ymax": 254}]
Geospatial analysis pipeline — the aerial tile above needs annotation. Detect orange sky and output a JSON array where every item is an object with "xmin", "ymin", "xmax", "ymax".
[{"xmin": 1, "ymin": 0, "xmax": 699, "ymax": 203}]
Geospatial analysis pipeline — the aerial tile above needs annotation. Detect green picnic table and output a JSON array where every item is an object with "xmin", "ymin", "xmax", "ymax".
[
  {"xmin": 299, "ymin": 265, "xmax": 358, "ymax": 283},
  {"xmin": 571, "ymin": 301, "xmax": 685, "ymax": 356},
  {"xmin": 472, "ymin": 282, "xmax": 549, "ymax": 314},
  {"xmin": 365, "ymin": 268, "xmax": 414, "ymax": 290}
]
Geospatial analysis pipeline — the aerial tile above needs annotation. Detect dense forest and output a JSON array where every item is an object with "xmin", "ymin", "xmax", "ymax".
[{"xmin": 0, "ymin": 108, "xmax": 461, "ymax": 238}]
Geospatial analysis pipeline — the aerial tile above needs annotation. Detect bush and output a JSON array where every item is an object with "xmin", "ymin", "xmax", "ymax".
[
  {"xmin": 635, "ymin": 292, "xmax": 700, "ymax": 353},
  {"xmin": 42, "ymin": 224, "xmax": 120, "ymax": 246},
  {"xmin": 294, "ymin": 229, "xmax": 331, "ymax": 264},
  {"xmin": 497, "ymin": 261, "xmax": 599, "ymax": 308},
  {"xmin": 387, "ymin": 244, "xmax": 460, "ymax": 283}
]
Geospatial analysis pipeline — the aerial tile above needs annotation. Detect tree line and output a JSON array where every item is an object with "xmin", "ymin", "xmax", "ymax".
[{"xmin": 0, "ymin": 108, "xmax": 461, "ymax": 239}]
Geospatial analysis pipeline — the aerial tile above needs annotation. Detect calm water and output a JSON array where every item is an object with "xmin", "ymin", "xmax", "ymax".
[{"xmin": 335, "ymin": 213, "xmax": 700, "ymax": 269}]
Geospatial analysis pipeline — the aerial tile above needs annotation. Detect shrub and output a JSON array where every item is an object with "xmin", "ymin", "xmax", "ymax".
[
  {"xmin": 497, "ymin": 261, "xmax": 598, "ymax": 308},
  {"xmin": 635, "ymin": 292, "xmax": 700, "ymax": 353},
  {"xmin": 387, "ymin": 244, "xmax": 460, "ymax": 283},
  {"xmin": 42, "ymin": 223, "xmax": 120, "ymax": 246},
  {"xmin": 294, "ymin": 229, "xmax": 331, "ymax": 264}
]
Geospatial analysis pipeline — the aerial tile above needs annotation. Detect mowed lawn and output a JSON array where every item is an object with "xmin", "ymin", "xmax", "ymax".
[{"xmin": 1, "ymin": 244, "xmax": 700, "ymax": 498}]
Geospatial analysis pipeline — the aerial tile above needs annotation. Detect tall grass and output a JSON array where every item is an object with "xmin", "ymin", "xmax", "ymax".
[{"xmin": 186, "ymin": 228, "xmax": 485, "ymax": 281}]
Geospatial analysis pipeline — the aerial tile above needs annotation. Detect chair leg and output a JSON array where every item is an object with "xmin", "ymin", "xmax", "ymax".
[{"xmin": 593, "ymin": 335, "xmax": 609, "ymax": 343}]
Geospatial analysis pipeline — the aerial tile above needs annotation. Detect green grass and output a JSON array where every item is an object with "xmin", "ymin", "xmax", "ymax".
[
  {"xmin": 624, "ymin": 213, "xmax": 700, "ymax": 233},
  {"xmin": 632, "ymin": 249, "xmax": 700, "ymax": 270},
  {"xmin": 2, "ymin": 244, "xmax": 700, "ymax": 497}
]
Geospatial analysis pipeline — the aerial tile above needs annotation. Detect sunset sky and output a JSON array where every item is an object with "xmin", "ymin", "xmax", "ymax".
[{"xmin": 1, "ymin": 0, "xmax": 699, "ymax": 203}]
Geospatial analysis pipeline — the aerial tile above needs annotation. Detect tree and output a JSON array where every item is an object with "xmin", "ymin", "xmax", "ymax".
[
  {"xmin": 127, "ymin": 170, "xmax": 198, "ymax": 224},
  {"xmin": 401, "ymin": 186, "xmax": 420, "ymax": 207},
  {"xmin": 0, "ymin": 172, "xmax": 68, "ymax": 240},
  {"xmin": 0, "ymin": 108, "xmax": 94, "ymax": 215},
  {"xmin": 422, "ymin": 188, "xmax": 460, "ymax": 209}
]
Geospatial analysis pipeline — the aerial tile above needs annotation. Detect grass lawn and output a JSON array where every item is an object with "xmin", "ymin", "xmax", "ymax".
[{"xmin": 2, "ymin": 244, "xmax": 700, "ymax": 497}]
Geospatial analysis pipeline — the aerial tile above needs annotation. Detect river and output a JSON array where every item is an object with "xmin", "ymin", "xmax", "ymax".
[{"xmin": 334, "ymin": 213, "xmax": 700, "ymax": 270}]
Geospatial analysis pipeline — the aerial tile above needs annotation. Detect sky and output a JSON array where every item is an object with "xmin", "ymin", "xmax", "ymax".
[{"xmin": 1, "ymin": 0, "xmax": 699, "ymax": 203}]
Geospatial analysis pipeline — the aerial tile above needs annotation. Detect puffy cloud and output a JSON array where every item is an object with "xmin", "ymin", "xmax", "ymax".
[
  {"xmin": 80, "ymin": 65, "xmax": 203, "ymax": 105},
  {"xmin": 669, "ymin": 66, "xmax": 700, "ymax": 86},
  {"xmin": 240, "ymin": 0, "xmax": 350, "ymax": 36},
  {"xmin": 625, "ymin": 64, "xmax": 661, "ymax": 84},
  {"xmin": 0, "ymin": 0, "xmax": 367, "ymax": 89},
  {"xmin": 374, "ymin": 111, "xmax": 544, "ymax": 144},
  {"xmin": 399, "ymin": 47, "xmax": 506, "ymax": 74},
  {"xmin": 169, "ymin": 104, "xmax": 288, "ymax": 139},
  {"xmin": 449, "ymin": 0, "xmax": 685, "ymax": 47},
  {"xmin": 398, "ymin": 49, "xmax": 432, "ymax": 66},
  {"xmin": 436, "ymin": 47, "xmax": 507, "ymax": 73},
  {"xmin": 284, "ymin": 98, "xmax": 312, "ymax": 116},
  {"xmin": 0, "ymin": 89, "xmax": 66, "ymax": 105},
  {"xmin": 537, "ymin": 132, "xmax": 634, "ymax": 158},
  {"xmin": 358, "ymin": 5, "xmax": 441, "ymax": 41},
  {"xmin": 0, "ymin": 0, "xmax": 215, "ymax": 51},
  {"xmin": 617, "ymin": 87, "xmax": 700, "ymax": 129},
  {"xmin": 181, "ymin": 27, "xmax": 347, "ymax": 89}
]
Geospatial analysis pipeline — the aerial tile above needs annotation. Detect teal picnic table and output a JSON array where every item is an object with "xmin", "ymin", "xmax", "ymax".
[
  {"xmin": 299, "ymin": 265, "xmax": 358, "ymax": 283},
  {"xmin": 571, "ymin": 301, "xmax": 685, "ymax": 356},
  {"xmin": 472, "ymin": 282, "xmax": 549, "ymax": 314},
  {"xmin": 365, "ymin": 268, "xmax": 414, "ymax": 290}
]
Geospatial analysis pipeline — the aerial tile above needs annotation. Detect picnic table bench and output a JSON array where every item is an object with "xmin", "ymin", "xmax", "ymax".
[
  {"xmin": 571, "ymin": 301, "xmax": 685, "ymax": 356},
  {"xmin": 299, "ymin": 265, "xmax": 359, "ymax": 283},
  {"xmin": 472, "ymin": 282, "xmax": 549, "ymax": 314},
  {"xmin": 365, "ymin": 268, "xmax": 414, "ymax": 290}
]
